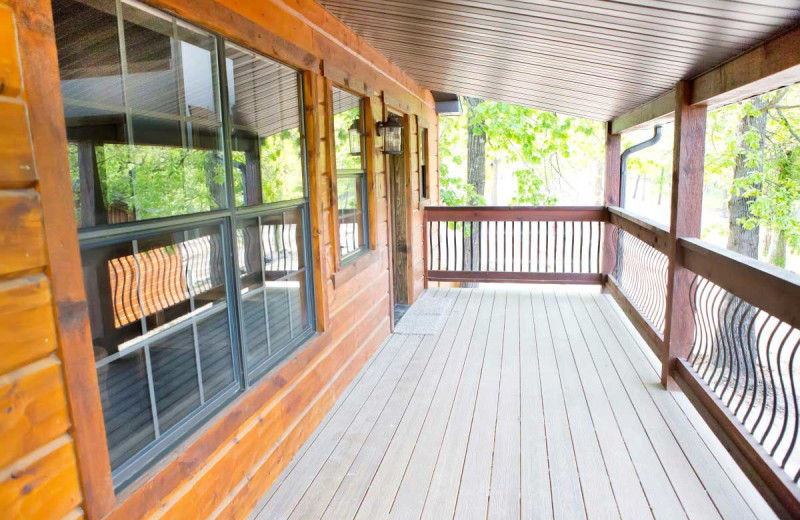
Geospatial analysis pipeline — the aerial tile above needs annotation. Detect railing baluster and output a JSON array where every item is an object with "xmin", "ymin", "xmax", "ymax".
[
  {"xmin": 561, "ymin": 221, "xmax": 566, "ymax": 273},
  {"xmin": 462, "ymin": 220, "xmax": 466, "ymax": 271},
  {"xmin": 547, "ymin": 221, "xmax": 552, "ymax": 273},
  {"xmin": 437, "ymin": 221, "xmax": 441, "ymax": 270},
  {"xmin": 571, "ymin": 221, "xmax": 575, "ymax": 273},
  {"xmin": 595, "ymin": 221, "xmax": 601, "ymax": 274},
  {"xmin": 579, "ymin": 221, "xmax": 585, "ymax": 273},
  {"xmin": 510, "ymin": 221, "xmax": 514, "ymax": 272},
  {"xmin": 494, "ymin": 221, "xmax": 498, "ymax": 271},
  {"xmin": 504, "ymin": 221, "xmax": 508, "ymax": 272}
]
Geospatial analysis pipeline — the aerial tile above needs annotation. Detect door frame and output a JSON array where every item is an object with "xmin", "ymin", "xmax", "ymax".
[{"xmin": 383, "ymin": 105, "xmax": 413, "ymax": 324}]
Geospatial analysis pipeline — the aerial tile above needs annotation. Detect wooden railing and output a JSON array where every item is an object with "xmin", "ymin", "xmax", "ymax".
[
  {"xmin": 423, "ymin": 203, "xmax": 800, "ymax": 516},
  {"xmin": 674, "ymin": 238, "xmax": 800, "ymax": 517},
  {"xmin": 605, "ymin": 207, "xmax": 670, "ymax": 357},
  {"xmin": 424, "ymin": 206, "xmax": 606, "ymax": 284}
]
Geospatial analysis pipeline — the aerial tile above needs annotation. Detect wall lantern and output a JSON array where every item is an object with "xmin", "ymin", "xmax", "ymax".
[
  {"xmin": 376, "ymin": 113, "xmax": 403, "ymax": 155},
  {"xmin": 348, "ymin": 118, "xmax": 362, "ymax": 156}
]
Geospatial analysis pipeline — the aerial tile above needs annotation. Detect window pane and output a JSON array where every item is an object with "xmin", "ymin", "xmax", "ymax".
[
  {"xmin": 83, "ymin": 225, "xmax": 236, "ymax": 476},
  {"xmin": 197, "ymin": 310, "xmax": 235, "ymax": 401},
  {"xmin": 54, "ymin": 0, "xmax": 225, "ymax": 228},
  {"xmin": 332, "ymin": 87, "xmax": 363, "ymax": 171},
  {"xmin": 237, "ymin": 206, "xmax": 312, "ymax": 379},
  {"xmin": 225, "ymin": 43, "xmax": 305, "ymax": 206},
  {"xmin": 420, "ymin": 128, "xmax": 428, "ymax": 199},
  {"xmin": 337, "ymin": 175, "xmax": 366, "ymax": 258},
  {"xmin": 97, "ymin": 351, "xmax": 154, "ymax": 470},
  {"xmin": 149, "ymin": 327, "xmax": 200, "ymax": 431}
]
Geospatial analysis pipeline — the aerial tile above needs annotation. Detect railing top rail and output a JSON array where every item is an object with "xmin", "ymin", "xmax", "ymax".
[
  {"xmin": 424, "ymin": 205, "xmax": 607, "ymax": 222},
  {"xmin": 607, "ymin": 205, "xmax": 670, "ymax": 253},
  {"xmin": 607, "ymin": 206, "xmax": 669, "ymax": 234},
  {"xmin": 679, "ymin": 237, "xmax": 800, "ymax": 330}
]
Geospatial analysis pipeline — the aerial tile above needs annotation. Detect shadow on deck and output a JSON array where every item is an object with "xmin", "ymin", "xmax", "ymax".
[{"xmin": 248, "ymin": 286, "xmax": 775, "ymax": 520}]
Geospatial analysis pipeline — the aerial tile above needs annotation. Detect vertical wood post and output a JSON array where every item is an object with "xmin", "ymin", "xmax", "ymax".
[
  {"xmin": 302, "ymin": 71, "xmax": 330, "ymax": 331},
  {"xmin": 662, "ymin": 80, "xmax": 706, "ymax": 388},
  {"xmin": 422, "ymin": 207, "xmax": 429, "ymax": 289},
  {"xmin": 602, "ymin": 123, "xmax": 621, "ymax": 278},
  {"xmin": 324, "ymin": 77, "xmax": 342, "ymax": 273}
]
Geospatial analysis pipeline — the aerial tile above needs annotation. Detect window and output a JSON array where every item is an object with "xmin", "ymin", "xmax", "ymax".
[
  {"xmin": 420, "ymin": 127, "xmax": 429, "ymax": 200},
  {"xmin": 54, "ymin": 0, "xmax": 315, "ymax": 491},
  {"xmin": 332, "ymin": 86, "xmax": 369, "ymax": 260}
]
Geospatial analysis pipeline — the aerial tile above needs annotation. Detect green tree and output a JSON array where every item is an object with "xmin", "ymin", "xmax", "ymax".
[{"xmin": 438, "ymin": 98, "xmax": 603, "ymax": 207}]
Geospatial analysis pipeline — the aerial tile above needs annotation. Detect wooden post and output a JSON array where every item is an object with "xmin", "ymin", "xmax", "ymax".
[
  {"xmin": 324, "ymin": 77, "xmax": 342, "ymax": 273},
  {"xmin": 602, "ymin": 123, "xmax": 621, "ymax": 278},
  {"xmin": 302, "ymin": 71, "xmax": 330, "ymax": 331},
  {"xmin": 662, "ymin": 81, "xmax": 707, "ymax": 388}
]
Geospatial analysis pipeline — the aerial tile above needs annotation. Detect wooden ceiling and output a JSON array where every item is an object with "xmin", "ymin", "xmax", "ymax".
[{"xmin": 317, "ymin": 0, "xmax": 800, "ymax": 120}]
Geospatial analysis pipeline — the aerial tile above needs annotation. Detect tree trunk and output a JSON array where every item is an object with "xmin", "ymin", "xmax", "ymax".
[
  {"xmin": 462, "ymin": 97, "xmax": 487, "ymax": 284},
  {"xmin": 464, "ymin": 96, "xmax": 486, "ymax": 202},
  {"xmin": 770, "ymin": 229, "xmax": 788, "ymax": 268},
  {"xmin": 204, "ymin": 153, "xmax": 226, "ymax": 209},
  {"xmin": 726, "ymin": 95, "xmax": 768, "ymax": 259},
  {"xmin": 712, "ymin": 95, "xmax": 769, "ymax": 401}
]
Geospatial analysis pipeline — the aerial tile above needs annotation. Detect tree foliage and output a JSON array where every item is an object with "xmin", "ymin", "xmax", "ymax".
[
  {"xmin": 439, "ymin": 98, "xmax": 603, "ymax": 207},
  {"xmin": 704, "ymin": 87, "xmax": 800, "ymax": 264}
]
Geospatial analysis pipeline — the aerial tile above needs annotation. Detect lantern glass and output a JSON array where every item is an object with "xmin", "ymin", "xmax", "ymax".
[
  {"xmin": 384, "ymin": 126, "xmax": 402, "ymax": 154},
  {"xmin": 383, "ymin": 116, "xmax": 403, "ymax": 155},
  {"xmin": 348, "ymin": 120, "xmax": 362, "ymax": 156}
]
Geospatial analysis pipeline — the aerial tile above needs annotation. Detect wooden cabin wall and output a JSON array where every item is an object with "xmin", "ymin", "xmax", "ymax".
[
  {"xmin": 0, "ymin": 1, "xmax": 86, "ymax": 519},
  {"xmin": 0, "ymin": 0, "xmax": 438, "ymax": 519}
]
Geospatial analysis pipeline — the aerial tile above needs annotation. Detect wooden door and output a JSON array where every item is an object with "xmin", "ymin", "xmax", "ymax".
[{"xmin": 389, "ymin": 149, "xmax": 409, "ymax": 305}]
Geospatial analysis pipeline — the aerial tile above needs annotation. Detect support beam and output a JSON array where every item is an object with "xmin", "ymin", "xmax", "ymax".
[
  {"xmin": 692, "ymin": 24, "xmax": 800, "ymax": 108},
  {"xmin": 610, "ymin": 88, "xmax": 675, "ymax": 134},
  {"xmin": 602, "ymin": 124, "xmax": 620, "ymax": 278},
  {"xmin": 661, "ymin": 80, "xmax": 706, "ymax": 389},
  {"xmin": 611, "ymin": 24, "xmax": 800, "ymax": 134}
]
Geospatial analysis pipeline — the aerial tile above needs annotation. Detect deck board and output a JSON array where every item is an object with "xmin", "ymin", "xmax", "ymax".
[
  {"xmin": 250, "ymin": 286, "xmax": 777, "ymax": 520},
  {"xmin": 420, "ymin": 290, "xmax": 495, "ymax": 520}
]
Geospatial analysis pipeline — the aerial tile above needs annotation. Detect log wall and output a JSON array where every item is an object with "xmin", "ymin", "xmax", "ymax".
[{"xmin": 0, "ymin": 0, "xmax": 438, "ymax": 519}]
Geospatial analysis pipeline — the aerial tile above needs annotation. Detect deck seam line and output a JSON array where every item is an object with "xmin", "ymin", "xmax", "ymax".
[
  {"xmin": 370, "ymin": 289, "xmax": 478, "ymax": 519},
  {"xmin": 564, "ymin": 289, "xmax": 656, "ymax": 518},
  {"xmin": 483, "ymin": 289, "xmax": 508, "ymax": 519},
  {"xmin": 543, "ymin": 288, "xmax": 590, "ymax": 519},
  {"xmin": 418, "ymin": 289, "xmax": 496, "ymax": 519},
  {"xmin": 603, "ymin": 291, "xmax": 764, "ymax": 518},
  {"xmin": 555, "ymin": 287, "xmax": 624, "ymax": 519},
  {"xmin": 402, "ymin": 288, "xmax": 486, "ymax": 518},
  {"xmin": 595, "ymin": 292, "xmax": 755, "ymax": 520},
  {"xmin": 313, "ymin": 333, "xmax": 426, "ymax": 519},
  {"xmin": 581, "ymin": 292, "xmax": 690, "ymax": 518}
]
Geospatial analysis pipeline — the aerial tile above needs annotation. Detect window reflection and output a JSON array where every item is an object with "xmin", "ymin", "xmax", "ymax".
[
  {"xmin": 333, "ymin": 87, "xmax": 368, "ymax": 259},
  {"xmin": 333, "ymin": 88, "xmax": 363, "ymax": 171},
  {"xmin": 84, "ymin": 225, "xmax": 235, "ymax": 476},
  {"xmin": 55, "ymin": 0, "xmax": 225, "ymax": 227},
  {"xmin": 237, "ymin": 207, "xmax": 310, "ymax": 380},
  {"xmin": 53, "ymin": 0, "xmax": 316, "ymax": 490},
  {"xmin": 226, "ymin": 43, "xmax": 305, "ymax": 206}
]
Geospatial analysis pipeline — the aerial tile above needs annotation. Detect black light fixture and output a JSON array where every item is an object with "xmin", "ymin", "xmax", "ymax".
[
  {"xmin": 376, "ymin": 113, "xmax": 403, "ymax": 155},
  {"xmin": 348, "ymin": 118, "xmax": 362, "ymax": 156}
]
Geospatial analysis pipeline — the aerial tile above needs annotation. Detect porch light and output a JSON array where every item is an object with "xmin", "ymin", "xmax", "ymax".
[
  {"xmin": 376, "ymin": 113, "xmax": 403, "ymax": 155},
  {"xmin": 348, "ymin": 118, "xmax": 362, "ymax": 156}
]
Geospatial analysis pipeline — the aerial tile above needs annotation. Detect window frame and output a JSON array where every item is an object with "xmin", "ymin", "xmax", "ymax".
[
  {"xmin": 419, "ymin": 124, "xmax": 429, "ymax": 202},
  {"xmin": 330, "ymin": 86, "xmax": 370, "ymax": 265},
  {"xmin": 60, "ymin": 0, "xmax": 317, "ymax": 492}
]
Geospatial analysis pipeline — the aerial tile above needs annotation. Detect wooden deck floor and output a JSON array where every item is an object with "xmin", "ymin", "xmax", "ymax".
[{"xmin": 249, "ymin": 286, "xmax": 776, "ymax": 520}]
